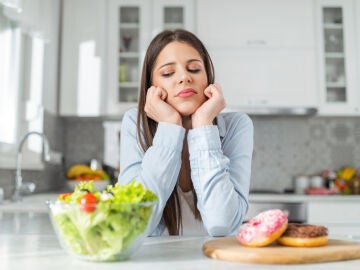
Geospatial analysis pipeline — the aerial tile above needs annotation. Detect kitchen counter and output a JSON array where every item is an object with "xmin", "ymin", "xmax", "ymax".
[
  {"xmin": 1, "ymin": 194, "xmax": 360, "ymax": 269},
  {"xmin": 1, "ymin": 234, "xmax": 360, "ymax": 270},
  {"xmin": 249, "ymin": 193, "xmax": 360, "ymax": 203}
]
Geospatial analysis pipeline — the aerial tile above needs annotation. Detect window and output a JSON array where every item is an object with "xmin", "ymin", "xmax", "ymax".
[
  {"xmin": 0, "ymin": 7, "xmax": 44, "ymax": 169},
  {"xmin": 0, "ymin": 8, "xmax": 21, "ymax": 153},
  {"xmin": 0, "ymin": 1, "xmax": 58, "ymax": 169}
]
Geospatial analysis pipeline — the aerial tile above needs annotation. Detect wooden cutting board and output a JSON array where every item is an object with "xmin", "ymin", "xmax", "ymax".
[{"xmin": 203, "ymin": 237, "xmax": 360, "ymax": 264}]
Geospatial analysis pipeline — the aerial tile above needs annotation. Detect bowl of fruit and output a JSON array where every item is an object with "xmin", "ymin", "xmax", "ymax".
[
  {"xmin": 66, "ymin": 164, "xmax": 111, "ymax": 190},
  {"xmin": 48, "ymin": 180, "xmax": 157, "ymax": 261}
]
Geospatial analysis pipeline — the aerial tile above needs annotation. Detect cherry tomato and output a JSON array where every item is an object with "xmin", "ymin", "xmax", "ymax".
[
  {"xmin": 58, "ymin": 193, "xmax": 72, "ymax": 201},
  {"xmin": 80, "ymin": 193, "xmax": 97, "ymax": 213}
]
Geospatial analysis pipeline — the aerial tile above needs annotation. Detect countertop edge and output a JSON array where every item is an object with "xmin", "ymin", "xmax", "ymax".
[{"xmin": 249, "ymin": 194, "xmax": 360, "ymax": 203}]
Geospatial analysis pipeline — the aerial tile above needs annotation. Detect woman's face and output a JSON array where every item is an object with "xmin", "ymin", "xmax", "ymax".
[{"xmin": 152, "ymin": 41, "xmax": 208, "ymax": 116}]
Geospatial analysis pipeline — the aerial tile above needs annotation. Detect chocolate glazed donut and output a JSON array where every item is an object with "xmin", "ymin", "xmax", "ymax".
[{"xmin": 277, "ymin": 223, "xmax": 328, "ymax": 247}]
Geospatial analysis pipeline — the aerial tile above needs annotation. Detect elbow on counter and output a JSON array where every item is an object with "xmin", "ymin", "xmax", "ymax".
[
  {"xmin": 206, "ymin": 226, "xmax": 233, "ymax": 237},
  {"xmin": 204, "ymin": 211, "xmax": 246, "ymax": 237},
  {"xmin": 204, "ymin": 200, "xmax": 248, "ymax": 237},
  {"xmin": 205, "ymin": 222, "xmax": 241, "ymax": 237}
]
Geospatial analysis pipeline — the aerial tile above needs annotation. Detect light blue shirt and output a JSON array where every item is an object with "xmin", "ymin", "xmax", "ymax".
[{"xmin": 119, "ymin": 108, "xmax": 254, "ymax": 236}]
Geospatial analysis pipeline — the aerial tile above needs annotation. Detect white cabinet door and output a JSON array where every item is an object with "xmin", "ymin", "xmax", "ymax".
[
  {"xmin": 152, "ymin": 0, "xmax": 195, "ymax": 34},
  {"xmin": 356, "ymin": 0, "xmax": 360, "ymax": 109},
  {"xmin": 197, "ymin": 0, "xmax": 315, "ymax": 49},
  {"xmin": 59, "ymin": 0, "xmax": 107, "ymax": 116},
  {"xmin": 197, "ymin": 0, "xmax": 318, "ymax": 111},
  {"xmin": 106, "ymin": 0, "xmax": 152, "ymax": 116},
  {"xmin": 307, "ymin": 201, "xmax": 360, "ymax": 238},
  {"xmin": 211, "ymin": 48, "xmax": 317, "ymax": 109},
  {"xmin": 316, "ymin": 0, "xmax": 359, "ymax": 115}
]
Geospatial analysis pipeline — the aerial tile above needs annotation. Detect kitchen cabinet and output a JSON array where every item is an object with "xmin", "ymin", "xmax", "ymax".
[
  {"xmin": 152, "ymin": 0, "xmax": 195, "ymax": 34},
  {"xmin": 59, "ymin": 0, "xmax": 360, "ymax": 116},
  {"xmin": 106, "ymin": 0, "xmax": 195, "ymax": 115},
  {"xmin": 307, "ymin": 201, "xmax": 360, "ymax": 238},
  {"xmin": 60, "ymin": 0, "xmax": 194, "ymax": 116},
  {"xmin": 196, "ymin": 0, "xmax": 318, "ymax": 111},
  {"xmin": 357, "ymin": 1, "xmax": 360, "ymax": 104},
  {"xmin": 59, "ymin": 0, "xmax": 107, "ymax": 116},
  {"xmin": 106, "ymin": 0, "xmax": 151, "ymax": 115},
  {"xmin": 316, "ymin": 0, "xmax": 359, "ymax": 115}
]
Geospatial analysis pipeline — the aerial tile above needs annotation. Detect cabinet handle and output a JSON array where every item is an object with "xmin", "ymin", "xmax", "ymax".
[{"xmin": 246, "ymin": 39, "xmax": 267, "ymax": 46}]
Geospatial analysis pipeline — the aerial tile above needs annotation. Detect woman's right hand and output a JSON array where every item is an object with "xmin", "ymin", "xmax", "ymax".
[{"xmin": 144, "ymin": 86, "xmax": 182, "ymax": 125}]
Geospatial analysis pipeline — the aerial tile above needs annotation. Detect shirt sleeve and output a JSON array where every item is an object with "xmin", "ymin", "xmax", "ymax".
[
  {"xmin": 188, "ymin": 113, "xmax": 254, "ymax": 236},
  {"xmin": 118, "ymin": 109, "xmax": 185, "ymax": 236}
]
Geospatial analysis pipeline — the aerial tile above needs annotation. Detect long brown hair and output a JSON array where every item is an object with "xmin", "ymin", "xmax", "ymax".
[{"xmin": 136, "ymin": 29, "xmax": 215, "ymax": 235}]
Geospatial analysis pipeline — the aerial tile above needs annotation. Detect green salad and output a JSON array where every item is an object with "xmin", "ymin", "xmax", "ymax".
[{"xmin": 50, "ymin": 180, "xmax": 157, "ymax": 261}]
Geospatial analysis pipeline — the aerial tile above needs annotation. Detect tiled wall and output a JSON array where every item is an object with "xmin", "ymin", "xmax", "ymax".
[
  {"xmin": 62, "ymin": 117, "xmax": 105, "ymax": 170},
  {"xmin": 61, "ymin": 114, "xmax": 360, "ymax": 193},
  {"xmin": 2, "ymin": 113, "xmax": 360, "ymax": 198},
  {"xmin": 251, "ymin": 116, "xmax": 360, "ymax": 192}
]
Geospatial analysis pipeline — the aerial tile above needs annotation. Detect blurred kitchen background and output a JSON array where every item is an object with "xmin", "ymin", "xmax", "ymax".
[{"xmin": 1, "ymin": 0, "xmax": 360, "ymax": 198}]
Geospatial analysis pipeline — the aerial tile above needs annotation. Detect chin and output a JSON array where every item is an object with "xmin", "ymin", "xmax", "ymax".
[
  {"xmin": 176, "ymin": 106, "xmax": 197, "ymax": 116},
  {"xmin": 178, "ymin": 110, "xmax": 195, "ymax": 117},
  {"xmin": 174, "ymin": 101, "xmax": 202, "ymax": 116}
]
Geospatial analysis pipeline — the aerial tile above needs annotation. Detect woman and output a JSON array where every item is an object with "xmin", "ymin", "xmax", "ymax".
[{"xmin": 119, "ymin": 29, "xmax": 253, "ymax": 236}]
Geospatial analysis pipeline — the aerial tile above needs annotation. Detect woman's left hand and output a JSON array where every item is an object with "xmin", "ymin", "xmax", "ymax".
[{"xmin": 191, "ymin": 83, "xmax": 226, "ymax": 128}]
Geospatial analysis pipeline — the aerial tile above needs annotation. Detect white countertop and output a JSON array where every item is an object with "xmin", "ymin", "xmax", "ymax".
[
  {"xmin": 1, "ymin": 234, "xmax": 360, "ymax": 270},
  {"xmin": 1, "ymin": 193, "xmax": 360, "ymax": 269}
]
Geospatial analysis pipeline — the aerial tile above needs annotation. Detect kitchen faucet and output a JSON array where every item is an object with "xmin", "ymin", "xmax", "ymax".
[{"xmin": 12, "ymin": 131, "xmax": 54, "ymax": 202}]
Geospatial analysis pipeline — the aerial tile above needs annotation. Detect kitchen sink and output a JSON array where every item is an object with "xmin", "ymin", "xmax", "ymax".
[
  {"xmin": 0, "ymin": 212, "xmax": 54, "ymax": 234},
  {"xmin": 0, "ymin": 193, "xmax": 59, "ymax": 213},
  {"xmin": 0, "ymin": 193, "xmax": 58, "ymax": 234}
]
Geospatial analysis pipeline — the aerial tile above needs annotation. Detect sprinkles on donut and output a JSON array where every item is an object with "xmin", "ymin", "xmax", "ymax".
[{"xmin": 236, "ymin": 209, "xmax": 288, "ymax": 247}]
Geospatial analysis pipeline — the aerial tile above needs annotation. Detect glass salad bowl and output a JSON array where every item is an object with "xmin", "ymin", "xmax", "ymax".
[
  {"xmin": 66, "ymin": 179, "xmax": 110, "ymax": 191},
  {"xmin": 47, "ymin": 181, "xmax": 157, "ymax": 262}
]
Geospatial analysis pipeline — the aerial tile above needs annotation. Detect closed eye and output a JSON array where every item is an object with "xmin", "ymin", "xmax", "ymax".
[
  {"xmin": 161, "ymin": 69, "xmax": 200, "ymax": 77},
  {"xmin": 188, "ymin": 69, "xmax": 200, "ymax": 73},
  {"xmin": 162, "ymin": 72, "xmax": 174, "ymax": 77}
]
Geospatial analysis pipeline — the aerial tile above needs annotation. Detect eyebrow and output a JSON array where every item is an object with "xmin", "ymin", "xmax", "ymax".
[{"xmin": 157, "ymin": 59, "xmax": 202, "ymax": 70}]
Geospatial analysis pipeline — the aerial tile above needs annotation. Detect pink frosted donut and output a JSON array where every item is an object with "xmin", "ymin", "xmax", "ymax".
[{"xmin": 237, "ymin": 209, "xmax": 288, "ymax": 247}]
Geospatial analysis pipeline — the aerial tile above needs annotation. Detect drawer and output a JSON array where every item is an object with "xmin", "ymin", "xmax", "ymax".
[
  {"xmin": 324, "ymin": 224, "xmax": 360, "ymax": 238},
  {"xmin": 246, "ymin": 202, "xmax": 307, "ymax": 223},
  {"xmin": 307, "ymin": 202, "xmax": 360, "ymax": 224}
]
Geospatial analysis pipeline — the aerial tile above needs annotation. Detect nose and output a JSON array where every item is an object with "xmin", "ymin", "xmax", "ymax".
[{"xmin": 178, "ymin": 69, "xmax": 192, "ymax": 84}]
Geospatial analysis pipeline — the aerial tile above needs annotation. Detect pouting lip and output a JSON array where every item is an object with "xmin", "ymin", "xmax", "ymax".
[{"xmin": 176, "ymin": 88, "xmax": 197, "ymax": 97}]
